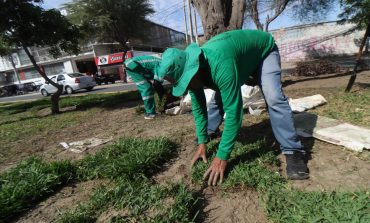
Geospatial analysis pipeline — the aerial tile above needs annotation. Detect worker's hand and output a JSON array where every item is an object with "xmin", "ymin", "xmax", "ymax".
[
  {"xmin": 203, "ymin": 157, "xmax": 227, "ymax": 186},
  {"xmin": 191, "ymin": 143, "xmax": 208, "ymax": 167}
]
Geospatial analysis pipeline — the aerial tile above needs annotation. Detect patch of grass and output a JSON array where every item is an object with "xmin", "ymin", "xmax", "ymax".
[
  {"xmin": 0, "ymin": 91, "xmax": 140, "ymax": 119},
  {"xmin": 59, "ymin": 178, "xmax": 196, "ymax": 223},
  {"xmin": 192, "ymin": 140, "xmax": 283, "ymax": 191},
  {"xmin": 0, "ymin": 91, "xmax": 141, "ymax": 164},
  {"xmin": 60, "ymin": 91, "xmax": 140, "ymax": 110},
  {"xmin": 0, "ymin": 112, "xmax": 90, "ymax": 148},
  {"xmin": 1, "ymin": 137, "xmax": 197, "ymax": 222},
  {"xmin": 192, "ymin": 140, "xmax": 370, "ymax": 222},
  {"xmin": 266, "ymin": 187, "xmax": 370, "ymax": 222},
  {"xmin": 154, "ymin": 93, "xmax": 167, "ymax": 113},
  {"xmin": 61, "ymin": 137, "xmax": 196, "ymax": 222},
  {"xmin": 0, "ymin": 157, "xmax": 75, "ymax": 221},
  {"xmin": 77, "ymin": 137, "xmax": 177, "ymax": 181},
  {"xmin": 313, "ymin": 88, "xmax": 370, "ymax": 127}
]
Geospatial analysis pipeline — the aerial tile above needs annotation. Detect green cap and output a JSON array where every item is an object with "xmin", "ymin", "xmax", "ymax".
[{"xmin": 158, "ymin": 43, "xmax": 202, "ymax": 97}]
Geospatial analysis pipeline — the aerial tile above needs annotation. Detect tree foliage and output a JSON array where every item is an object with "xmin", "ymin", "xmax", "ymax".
[
  {"xmin": 63, "ymin": 0, "xmax": 155, "ymax": 50},
  {"xmin": 338, "ymin": 0, "xmax": 370, "ymax": 29},
  {"xmin": 0, "ymin": 0, "xmax": 80, "ymax": 57},
  {"xmin": 338, "ymin": 0, "xmax": 370, "ymax": 92},
  {"xmin": 0, "ymin": 0, "xmax": 81, "ymax": 114}
]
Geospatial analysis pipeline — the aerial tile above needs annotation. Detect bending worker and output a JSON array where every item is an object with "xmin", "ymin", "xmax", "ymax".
[
  {"xmin": 124, "ymin": 55, "xmax": 165, "ymax": 120},
  {"xmin": 158, "ymin": 29, "xmax": 309, "ymax": 185}
]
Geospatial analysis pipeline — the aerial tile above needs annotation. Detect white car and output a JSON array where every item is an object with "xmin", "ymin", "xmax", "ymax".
[{"xmin": 40, "ymin": 73, "xmax": 96, "ymax": 96}]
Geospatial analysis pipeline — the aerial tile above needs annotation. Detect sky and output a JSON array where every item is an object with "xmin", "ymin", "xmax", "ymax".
[{"xmin": 42, "ymin": 0, "xmax": 342, "ymax": 34}]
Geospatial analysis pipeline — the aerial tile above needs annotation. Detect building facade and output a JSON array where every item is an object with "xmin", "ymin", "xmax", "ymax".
[
  {"xmin": 0, "ymin": 22, "xmax": 185, "ymax": 86},
  {"xmin": 270, "ymin": 21, "xmax": 367, "ymax": 62}
]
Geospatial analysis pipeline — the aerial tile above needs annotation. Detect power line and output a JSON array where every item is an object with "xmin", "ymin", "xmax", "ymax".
[{"xmin": 152, "ymin": 0, "xmax": 182, "ymax": 15}]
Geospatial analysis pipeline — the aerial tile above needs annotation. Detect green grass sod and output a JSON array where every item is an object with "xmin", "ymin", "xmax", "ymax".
[
  {"xmin": 192, "ymin": 141, "xmax": 370, "ymax": 223},
  {"xmin": 59, "ymin": 177, "xmax": 196, "ymax": 223},
  {"xmin": 0, "ymin": 137, "xmax": 197, "ymax": 222},
  {"xmin": 0, "ymin": 157, "xmax": 75, "ymax": 221}
]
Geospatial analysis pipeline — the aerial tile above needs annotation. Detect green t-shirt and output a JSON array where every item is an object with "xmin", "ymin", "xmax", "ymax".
[
  {"xmin": 190, "ymin": 29, "xmax": 275, "ymax": 160},
  {"xmin": 124, "ymin": 55, "xmax": 162, "ymax": 81}
]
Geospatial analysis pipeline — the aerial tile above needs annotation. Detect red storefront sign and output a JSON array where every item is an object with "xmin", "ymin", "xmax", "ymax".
[{"xmin": 94, "ymin": 51, "xmax": 133, "ymax": 66}]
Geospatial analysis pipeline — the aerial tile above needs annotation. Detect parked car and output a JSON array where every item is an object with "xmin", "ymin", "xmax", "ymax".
[
  {"xmin": 0, "ymin": 82, "xmax": 37, "ymax": 97},
  {"xmin": 95, "ymin": 74, "xmax": 119, "ymax": 85},
  {"xmin": 39, "ymin": 73, "xmax": 96, "ymax": 96}
]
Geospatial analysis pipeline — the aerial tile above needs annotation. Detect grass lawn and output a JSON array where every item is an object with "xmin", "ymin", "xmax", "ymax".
[{"xmin": 0, "ymin": 86, "xmax": 369, "ymax": 222}]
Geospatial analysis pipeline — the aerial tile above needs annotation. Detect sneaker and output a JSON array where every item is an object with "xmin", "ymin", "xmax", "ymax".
[
  {"xmin": 144, "ymin": 114, "xmax": 156, "ymax": 120},
  {"xmin": 285, "ymin": 151, "xmax": 309, "ymax": 180}
]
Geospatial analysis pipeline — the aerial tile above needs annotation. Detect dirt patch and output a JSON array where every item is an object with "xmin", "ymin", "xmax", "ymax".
[
  {"xmin": 282, "ymin": 70, "xmax": 370, "ymax": 90},
  {"xmin": 96, "ymin": 208, "xmax": 129, "ymax": 223},
  {"xmin": 15, "ymin": 180, "xmax": 107, "ymax": 223},
  {"xmin": 280, "ymin": 140, "xmax": 370, "ymax": 192},
  {"xmin": 199, "ymin": 188, "xmax": 268, "ymax": 223}
]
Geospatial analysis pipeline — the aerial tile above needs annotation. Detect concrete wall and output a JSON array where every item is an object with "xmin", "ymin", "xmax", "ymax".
[{"xmin": 270, "ymin": 21, "xmax": 366, "ymax": 62}]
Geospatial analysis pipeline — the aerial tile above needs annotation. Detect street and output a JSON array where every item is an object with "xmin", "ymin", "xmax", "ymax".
[{"xmin": 0, "ymin": 82, "xmax": 138, "ymax": 103}]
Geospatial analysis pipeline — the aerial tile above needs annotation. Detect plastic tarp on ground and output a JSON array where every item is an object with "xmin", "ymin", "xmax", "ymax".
[
  {"xmin": 294, "ymin": 113, "xmax": 370, "ymax": 152},
  {"xmin": 60, "ymin": 137, "xmax": 112, "ymax": 153},
  {"xmin": 288, "ymin": 94, "xmax": 327, "ymax": 113},
  {"xmin": 165, "ymin": 86, "xmax": 327, "ymax": 115},
  {"xmin": 165, "ymin": 85, "xmax": 266, "ymax": 116}
]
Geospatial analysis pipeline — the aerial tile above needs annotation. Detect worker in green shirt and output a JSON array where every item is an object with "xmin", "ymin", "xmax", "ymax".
[
  {"xmin": 159, "ymin": 29, "xmax": 309, "ymax": 185},
  {"xmin": 124, "ymin": 55, "xmax": 164, "ymax": 119}
]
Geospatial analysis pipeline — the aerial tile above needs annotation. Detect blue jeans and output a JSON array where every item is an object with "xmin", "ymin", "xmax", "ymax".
[
  {"xmin": 207, "ymin": 46, "xmax": 304, "ymax": 154},
  {"xmin": 207, "ymin": 91, "xmax": 223, "ymax": 134},
  {"xmin": 257, "ymin": 46, "xmax": 304, "ymax": 154}
]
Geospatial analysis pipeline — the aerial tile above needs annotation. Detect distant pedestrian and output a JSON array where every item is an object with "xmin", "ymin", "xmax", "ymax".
[
  {"xmin": 124, "ymin": 55, "xmax": 165, "ymax": 120},
  {"xmin": 159, "ymin": 29, "xmax": 309, "ymax": 185}
]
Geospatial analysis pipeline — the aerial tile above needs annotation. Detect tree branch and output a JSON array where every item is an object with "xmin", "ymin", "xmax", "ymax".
[
  {"xmin": 265, "ymin": 0, "xmax": 290, "ymax": 31},
  {"xmin": 251, "ymin": 0, "xmax": 263, "ymax": 30}
]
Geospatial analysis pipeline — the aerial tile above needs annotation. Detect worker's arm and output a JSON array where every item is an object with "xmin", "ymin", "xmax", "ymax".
[
  {"xmin": 215, "ymin": 66, "xmax": 243, "ymax": 160},
  {"xmin": 189, "ymin": 88, "xmax": 208, "ymax": 144}
]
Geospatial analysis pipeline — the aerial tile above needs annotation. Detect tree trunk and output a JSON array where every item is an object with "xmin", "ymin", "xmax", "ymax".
[
  {"xmin": 345, "ymin": 23, "xmax": 370, "ymax": 92},
  {"xmin": 9, "ymin": 55, "xmax": 21, "ymax": 84},
  {"xmin": 22, "ymin": 45, "xmax": 63, "ymax": 114},
  {"xmin": 192, "ymin": 0, "xmax": 246, "ymax": 41}
]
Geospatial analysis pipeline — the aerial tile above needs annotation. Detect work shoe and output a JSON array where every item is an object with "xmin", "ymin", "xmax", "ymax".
[
  {"xmin": 144, "ymin": 114, "xmax": 156, "ymax": 120},
  {"xmin": 285, "ymin": 151, "xmax": 309, "ymax": 180}
]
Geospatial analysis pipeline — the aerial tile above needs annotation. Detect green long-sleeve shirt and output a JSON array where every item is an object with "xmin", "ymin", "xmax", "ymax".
[
  {"xmin": 124, "ymin": 55, "xmax": 162, "ymax": 82},
  {"xmin": 190, "ymin": 29, "xmax": 275, "ymax": 160}
]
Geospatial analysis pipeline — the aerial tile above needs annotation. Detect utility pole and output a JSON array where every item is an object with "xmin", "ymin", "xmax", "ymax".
[
  {"xmin": 187, "ymin": 0, "xmax": 194, "ymax": 43},
  {"xmin": 183, "ymin": 0, "xmax": 189, "ymax": 45},
  {"xmin": 193, "ymin": 7, "xmax": 199, "ymax": 44}
]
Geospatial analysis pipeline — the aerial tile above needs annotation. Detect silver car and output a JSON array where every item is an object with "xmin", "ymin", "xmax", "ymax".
[{"xmin": 40, "ymin": 73, "xmax": 96, "ymax": 96}]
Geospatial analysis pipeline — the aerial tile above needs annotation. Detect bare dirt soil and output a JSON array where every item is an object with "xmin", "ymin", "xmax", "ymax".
[{"xmin": 6, "ymin": 70, "xmax": 370, "ymax": 222}]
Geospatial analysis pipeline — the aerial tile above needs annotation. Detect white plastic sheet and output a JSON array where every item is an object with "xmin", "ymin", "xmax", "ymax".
[
  {"xmin": 289, "ymin": 94, "xmax": 327, "ymax": 113},
  {"xmin": 165, "ymin": 85, "xmax": 265, "ymax": 116}
]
